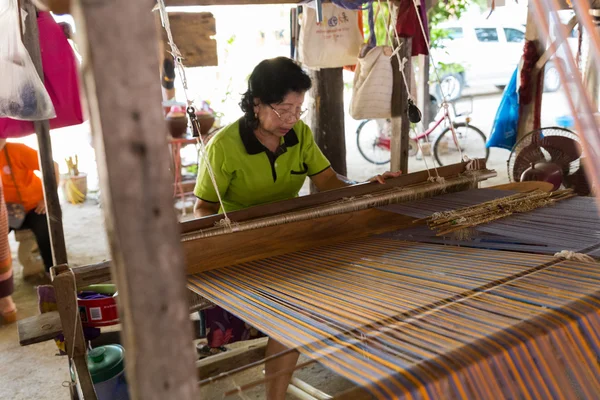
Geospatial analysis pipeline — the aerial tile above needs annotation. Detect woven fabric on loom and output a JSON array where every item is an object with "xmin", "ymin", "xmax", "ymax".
[
  {"xmin": 379, "ymin": 189, "xmax": 600, "ymax": 255},
  {"xmin": 188, "ymin": 239, "xmax": 600, "ymax": 399}
]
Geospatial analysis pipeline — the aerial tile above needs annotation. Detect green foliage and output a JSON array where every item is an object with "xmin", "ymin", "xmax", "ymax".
[
  {"xmin": 436, "ymin": 61, "xmax": 465, "ymax": 75},
  {"xmin": 428, "ymin": 0, "xmax": 470, "ymax": 49},
  {"xmin": 186, "ymin": 164, "xmax": 198, "ymax": 176},
  {"xmin": 428, "ymin": 0, "xmax": 470, "ymax": 27},
  {"xmin": 427, "ymin": 0, "xmax": 472, "ymax": 79},
  {"xmin": 359, "ymin": 1, "xmax": 475, "ymax": 82},
  {"xmin": 361, "ymin": 0, "xmax": 472, "ymax": 50},
  {"xmin": 362, "ymin": 2, "xmax": 392, "ymax": 46}
]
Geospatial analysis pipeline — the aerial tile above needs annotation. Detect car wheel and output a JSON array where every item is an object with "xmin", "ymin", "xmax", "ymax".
[
  {"xmin": 544, "ymin": 61, "xmax": 561, "ymax": 92},
  {"xmin": 435, "ymin": 73, "xmax": 463, "ymax": 102}
]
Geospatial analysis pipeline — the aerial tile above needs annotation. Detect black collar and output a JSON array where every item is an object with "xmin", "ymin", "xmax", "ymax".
[{"xmin": 239, "ymin": 116, "xmax": 299, "ymax": 155}]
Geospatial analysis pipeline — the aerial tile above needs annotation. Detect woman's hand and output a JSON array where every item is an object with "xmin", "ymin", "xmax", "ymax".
[
  {"xmin": 194, "ymin": 199, "xmax": 220, "ymax": 218},
  {"xmin": 368, "ymin": 170, "xmax": 402, "ymax": 184},
  {"xmin": 35, "ymin": 200, "xmax": 46, "ymax": 215}
]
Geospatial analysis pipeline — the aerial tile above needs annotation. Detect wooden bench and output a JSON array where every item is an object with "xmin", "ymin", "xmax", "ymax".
[{"xmin": 14, "ymin": 229, "xmax": 45, "ymax": 277}]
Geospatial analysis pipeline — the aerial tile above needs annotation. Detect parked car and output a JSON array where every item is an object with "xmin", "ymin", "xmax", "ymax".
[{"xmin": 430, "ymin": 17, "xmax": 578, "ymax": 102}]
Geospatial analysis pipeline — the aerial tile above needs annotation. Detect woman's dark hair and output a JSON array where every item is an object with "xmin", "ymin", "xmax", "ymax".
[{"xmin": 240, "ymin": 57, "xmax": 312, "ymax": 129}]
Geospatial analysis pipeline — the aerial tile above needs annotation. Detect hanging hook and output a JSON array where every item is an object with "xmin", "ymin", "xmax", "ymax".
[{"xmin": 187, "ymin": 106, "xmax": 200, "ymax": 138}]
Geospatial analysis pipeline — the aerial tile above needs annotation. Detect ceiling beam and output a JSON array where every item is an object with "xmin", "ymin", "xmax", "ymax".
[{"xmin": 165, "ymin": 0, "xmax": 301, "ymax": 6}]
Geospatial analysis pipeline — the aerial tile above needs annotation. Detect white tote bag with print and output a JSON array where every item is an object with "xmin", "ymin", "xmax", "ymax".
[{"xmin": 299, "ymin": 3, "xmax": 363, "ymax": 69}]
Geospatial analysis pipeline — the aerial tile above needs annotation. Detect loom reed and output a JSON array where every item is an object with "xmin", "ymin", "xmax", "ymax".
[
  {"xmin": 416, "ymin": 189, "xmax": 575, "ymax": 236},
  {"xmin": 381, "ymin": 188, "xmax": 600, "ymax": 255},
  {"xmin": 182, "ymin": 171, "xmax": 495, "ymax": 242}
]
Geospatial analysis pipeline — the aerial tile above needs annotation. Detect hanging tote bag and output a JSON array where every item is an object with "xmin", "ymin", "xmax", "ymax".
[
  {"xmin": 349, "ymin": 46, "xmax": 394, "ymax": 120},
  {"xmin": 349, "ymin": 5, "xmax": 394, "ymax": 120},
  {"xmin": 0, "ymin": 11, "xmax": 83, "ymax": 138},
  {"xmin": 299, "ymin": 3, "xmax": 363, "ymax": 69},
  {"xmin": 0, "ymin": 0, "xmax": 55, "ymax": 122}
]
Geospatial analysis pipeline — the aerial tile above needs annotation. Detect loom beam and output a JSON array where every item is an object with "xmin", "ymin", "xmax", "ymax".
[{"xmin": 183, "ymin": 165, "xmax": 495, "ymax": 275}]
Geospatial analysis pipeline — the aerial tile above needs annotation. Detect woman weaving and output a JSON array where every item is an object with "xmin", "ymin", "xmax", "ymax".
[{"xmin": 194, "ymin": 57, "xmax": 400, "ymax": 399}]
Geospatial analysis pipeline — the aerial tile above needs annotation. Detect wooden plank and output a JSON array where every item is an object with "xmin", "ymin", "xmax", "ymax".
[
  {"xmin": 51, "ymin": 265, "xmax": 97, "ymax": 399},
  {"xmin": 18, "ymin": 311, "xmax": 62, "ymax": 346},
  {"xmin": 390, "ymin": 38, "xmax": 412, "ymax": 174},
  {"xmin": 308, "ymin": 68, "xmax": 347, "ymax": 193},
  {"xmin": 72, "ymin": 355, "xmax": 97, "ymax": 400},
  {"xmin": 332, "ymin": 386, "xmax": 375, "ymax": 400},
  {"xmin": 181, "ymin": 160, "xmax": 481, "ymax": 233},
  {"xmin": 155, "ymin": 12, "xmax": 218, "ymax": 68},
  {"xmin": 70, "ymin": 0, "xmax": 199, "ymax": 398},
  {"xmin": 31, "ymin": 0, "xmax": 71, "ymax": 14},
  {"xmin": 196, "ymin": 337, "xmax": 268, "ymax": 380},
  {"xmin": 489, "ymin": 181, "xmax": 553, "ymax": 192},
  {"xmin": 22, "ymin": 0, "xmax": 68, "ymax": 266},
  {"xmin": 72, "ymin": 261, "xmax": 112, "ymax": 288},
  {"xmin": 166, "ymin": 0, "xmax": 300, "ymax": 5},
  {"xmin": 184, "ymin": 208, "xmax": 417, "ymax": 274}
]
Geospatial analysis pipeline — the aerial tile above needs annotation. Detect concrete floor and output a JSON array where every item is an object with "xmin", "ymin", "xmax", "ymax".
[{"xmin": 0, "ymin": 201, "xmax": 108, "ymax": 400}]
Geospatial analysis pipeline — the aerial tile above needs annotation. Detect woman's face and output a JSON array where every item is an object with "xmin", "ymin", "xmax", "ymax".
[{"xmin": 255, "ymin": 91, "xmax": 306, "ymax": 137}]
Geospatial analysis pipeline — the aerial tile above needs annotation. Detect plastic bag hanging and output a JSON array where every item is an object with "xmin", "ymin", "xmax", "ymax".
[{"xmin": 0, "ymin": 0, "xmax": 55, "ymax": 121}]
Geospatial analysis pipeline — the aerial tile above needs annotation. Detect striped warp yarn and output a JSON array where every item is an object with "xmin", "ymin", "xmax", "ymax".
[
  {"xmin": 380, "ymin": 188, "xmax": 600, "ymax": 256},
  {"xmin": 189, "ymin": 239, "xmax": 600, "ymax": 399}
]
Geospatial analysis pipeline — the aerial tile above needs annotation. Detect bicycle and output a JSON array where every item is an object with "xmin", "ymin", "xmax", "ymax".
[{"xmin": 355, "ymin": 98, "xmax": 489, "ymax": 166}]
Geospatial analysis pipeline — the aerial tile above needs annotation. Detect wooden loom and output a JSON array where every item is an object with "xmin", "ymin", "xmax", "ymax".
[
  {"xmin": 21, "ymin": 157, "xmax": 600, "ymax": 398},
  {"xmin": 17, "ymin": 1, "xmax": 600, "ymax": 400}
]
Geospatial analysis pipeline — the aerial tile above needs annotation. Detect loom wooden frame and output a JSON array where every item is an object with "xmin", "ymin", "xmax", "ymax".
[{"xmin": 15, "ymin": 0, "xmax": 495, "ymax": 399}]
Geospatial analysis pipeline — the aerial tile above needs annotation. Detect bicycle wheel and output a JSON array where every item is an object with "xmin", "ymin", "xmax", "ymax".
[
  {"xmin": 433, "ymin": 123, "xmax": 489, "ymax": 166},
  {"xmin": 356, "ymin": 119, "xmax": 391, "ymax": 165}
]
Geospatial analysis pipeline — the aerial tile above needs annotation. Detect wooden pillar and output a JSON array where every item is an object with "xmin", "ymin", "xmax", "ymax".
[
  {"xmin": 309, "ymin": 68, "xmax": 346, "ymax": 192},
  {"xmin": 583, "ymin": 11, "xmax": 600, "ymax": 109},
  {"xmin": 516, "ymin": 5, "xmax": 547, "ymax": 141},
  {"xmin": 391, "ymin": 38, "xmax": 412, "ymax": 174},
  {"xmin": 22, "ymin": 0, "xmax": 68, "ymax": 266},
  {"xmin": 417, "ymin": 55, "xmax": 431, "ymax": 129},
  {"xmin": 51, "ymin": 265, "xmax": 97, "ymax": 399},
  {"xmin": 70, "ymin": 0, "xmax": 199, "ymax": 399}
]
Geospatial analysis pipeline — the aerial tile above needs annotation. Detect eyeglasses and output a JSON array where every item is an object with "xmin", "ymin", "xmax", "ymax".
[{"xmin": 269, "ymin": 105, "xmax": 306, "ymax": 124}]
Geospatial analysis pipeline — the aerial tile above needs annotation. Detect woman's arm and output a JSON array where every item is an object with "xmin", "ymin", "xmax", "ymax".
[
  {"xmin": 310, "ymin": 167, "xmax": 403, "ymax": 192},
  {"xmin": 310, "ymin": 167, "xmax": 355, "ymax": 191},
  {"xmin": 193, "ymin": 199, "xmax": 220, "ymax": 218}
]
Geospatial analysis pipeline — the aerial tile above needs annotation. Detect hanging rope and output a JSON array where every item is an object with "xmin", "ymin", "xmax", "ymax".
[
  {"xmin": 156, "ymin": 0, "xmax": 231, "ymax": 226},
  {"xmin": 386, "ymin": 0, "xmax": 465, "ymax": 163}
]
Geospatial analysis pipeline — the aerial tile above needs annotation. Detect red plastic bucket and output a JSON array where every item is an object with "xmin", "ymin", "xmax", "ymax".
[{"xmin": 78, "ymin": 284, "xmax": 119, "ymax": 328}]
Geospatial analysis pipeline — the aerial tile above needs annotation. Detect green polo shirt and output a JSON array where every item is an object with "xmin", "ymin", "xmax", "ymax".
[{"xmin": 194, "ymin": 117, "xmax": 331, "ymax": 212}]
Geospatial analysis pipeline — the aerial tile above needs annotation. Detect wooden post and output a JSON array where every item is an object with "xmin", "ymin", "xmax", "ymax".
[
  {"xmin": 390, "ymin": 38, "xmax": 412, "ymax": 174},
  {"xmin": 51, "ymin": 265, "xmax": 97, "ymax": 399},
  {"xmin": 22, "ymin": 0, "xmax": 68, "ymax": 266},
  {"xmin": 309, "ymin": 68, "xmax": 346, "ymax": 193},
  {"xmin": 516, "ymin": 5, "xmax": 547, "ymax": 141},
  {"xmin": 417, "ymin": 55, "xmax": 431, "ymax": 129},
  {"xmin": 583, "ymin": 12, "xmax": 600, "ymax": 110},
  {"xmin": 70, "ymin": 0, "xmax": 199, "ymax": 399}
]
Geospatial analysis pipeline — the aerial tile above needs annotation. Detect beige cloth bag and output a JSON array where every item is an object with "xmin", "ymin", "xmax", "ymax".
[
  {"xmin": 349, "ymin": 45, "xmax": 394, "ymax": 120},
  {"xmin": 299, "ymin": 3, "xmax": 363, "ymax": 69},
  {"xmin": 349, "ymin": 4, "xmax": 394, "ymax": 120}
]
